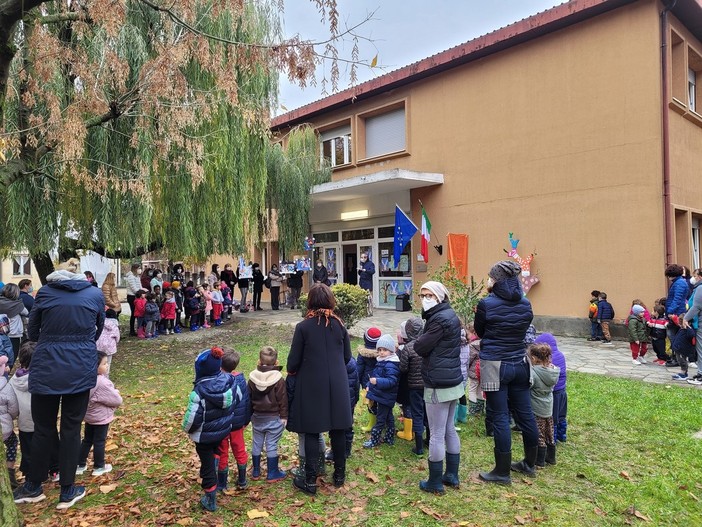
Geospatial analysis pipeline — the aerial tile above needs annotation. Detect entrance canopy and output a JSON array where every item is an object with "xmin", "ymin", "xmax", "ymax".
[{"xmin": 311, "ymin": 169, "xmax": 443, "ymax": 204}]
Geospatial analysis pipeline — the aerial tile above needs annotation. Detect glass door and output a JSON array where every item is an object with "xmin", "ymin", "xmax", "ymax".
[{"xmin": 313, "ymin": 244, "xmax": 340, "ymax": 285}]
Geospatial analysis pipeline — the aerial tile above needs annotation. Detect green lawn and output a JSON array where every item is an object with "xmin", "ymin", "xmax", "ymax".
[{"xmin": 20, "ymin": 319, "xmax": 702, "ymax": 527}]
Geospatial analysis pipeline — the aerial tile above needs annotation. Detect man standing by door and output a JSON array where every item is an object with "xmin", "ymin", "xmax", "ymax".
[{"xmin": 358, "ymin": 253, "xmax": 375, "ymax": 292}]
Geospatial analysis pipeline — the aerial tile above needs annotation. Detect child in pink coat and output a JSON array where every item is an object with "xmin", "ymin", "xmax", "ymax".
[
  {"xmin": 77, "ymin": 352, "xmax": 123, "ymax": 476},
  {"xmin": 96, "ymin": 309, "xmax": 120, "ymax": 377}
]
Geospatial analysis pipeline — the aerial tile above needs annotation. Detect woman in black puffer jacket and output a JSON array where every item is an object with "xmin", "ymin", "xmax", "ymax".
[
  {"xmin": 413, "ymin": 281, "xmax": 462, "ymax": 495},
  {"xmin": 476, "ymin": 260, "xmax": 538, "ymax": 486}
]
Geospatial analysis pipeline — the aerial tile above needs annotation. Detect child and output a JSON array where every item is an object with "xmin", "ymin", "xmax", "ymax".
[
  {"xmin": 9, "ymin": 342, "xmax": 36, "ymax": 485},
  {"xmin": 0, "ymin": 355, "xmax": 19, "ymax": 488},
  {"xmin": 184, "ymin": 284, "xmax": 201, "ymax": 331},
  {"xmin": 77, "ymin": 352, "xmax": 123, "ymax": 477},
  {"xmin": 144, "ymin": 293, "xmax": 160, "ymax": 338},
  {"xmin": 527, "ymin": 343, "xmax": 560, "ymax": 468},
  {"xmin": 0, "ymin": 314, "xmax": 13, "ymax": 368},
  {"xmin": 627, "ymin": 305, "xmax": 650, "ymax": 365},
  {"xmin": 627, "ymin": 299, "xmax": 651, "ymax": 323},
  {"xmin": 466, "ymin": 324, "xmax": 484, "ymax": 416},
  {"xmin": 357, "ymin": 327, "xmax": 381, "ymax": 432},
  {"xmin": 397, "ymin": 317, "xmax": 425, "ymax": 455},
  {"xmin": 221, "ymin": 282, "xmax": 233, "ymax": 321},
  {"xmin": 216, "ymin": 350, "xmax": 250, "ymax": 491},
  {"xmin": 160, "ymin": 291, "xmax": 177, "ymax": 335},
  {"xmin": 198, "ymin": 285, "xmax": 211, "ymax": 329},
  {"xmin": 247, "ymin": 346, "xmax": 288, "ymax": 482},
  {"xmin": 648, "ymin": 305, "xmax": 669, "ymax": 365},
  {"xmin": 363, "ymin": 334, "xmax": 400, "ymax": 448},
  {"xmin": 96, "ymin": 309, "xmax": 120, "ymax": 376},
  {"xmin": 597, "ymin": 292, "xmax": 615, "ymax": 344},
  {"xmin": 133, "ymin": 290, "xmax": 147, "ymax": 339},
  {"xmin": 182, "ymin": 347, "xmax": 236, "ymax": 512},
  {"xmin": 210, "ymin": 282, "xmax": 224, "ymax": 326},
  {"xmin": 587, "ymin": 290, "xmax": 602, "ymax": 341},
  {"xmin": 171, "ymin": 281, "xmax": 184, "ymax": 331},
  {"xmin": 534, "ymin": 333, "xmax": 568, "ymax": 443}
]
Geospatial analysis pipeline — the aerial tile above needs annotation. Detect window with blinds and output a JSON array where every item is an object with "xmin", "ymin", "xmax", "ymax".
[{"xmin": 364, "ymin": 107, "xmax": 406, "ymax": 159}]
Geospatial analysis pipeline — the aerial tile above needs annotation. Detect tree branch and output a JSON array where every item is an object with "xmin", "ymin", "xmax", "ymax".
[
  {"xmin": 59, "ymin": 237, "xmax": 165, "ymax": 261},
  {"xmin": 37, "ymin": 12, "xmax": 85, "ymax": 24}
]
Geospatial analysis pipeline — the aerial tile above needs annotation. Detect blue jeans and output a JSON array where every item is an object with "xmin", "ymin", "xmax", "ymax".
[
  {"xmin": 408, "ymin": 389, "xmax": 425, "ymax": 435},
  {"xmin": 0, "ymin": 335, "xmax": 14, "ymax": 370},
  {"xmin": 484, "ymin": 358, "xmax": 539, "ymax": 454},
  {"xmin": 590, "ymin": 320, "xmax": 602, "ymax": 339}
]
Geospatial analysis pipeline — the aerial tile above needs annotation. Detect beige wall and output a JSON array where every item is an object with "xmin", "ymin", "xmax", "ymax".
[
  {"xmin": 0, "ymin": 257, "xmax": 43, "ymax": 289},
  {"xmin": 296, "ymin": 1, "xmax": 683, "ymax": 319}
]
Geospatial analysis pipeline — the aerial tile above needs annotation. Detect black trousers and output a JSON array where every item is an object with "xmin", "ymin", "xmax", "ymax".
[
  {"xmin": 79, "ymin": 423, "xmax": 110, "ymax": 468},
  {"xmin": 195, "ymin": 441, "xmax": 219, "ymax": 490},
  {"xmin": 304, "ymin": 429, "xmax": 345, "ymax": 479},
  {"xmin": 253, "ymin": 289, "xmax": 262, "ymax": 309},
  {"xmin": 30, "ymin": 391, "xmax": 90, "ymax": 487},
  {"xmin": 127, "ymin": 294, "xmax": 136, "ymax": 334},
  {"xmin": 270, "ymin": 287, "xmax": 280, "ymax": 309}
]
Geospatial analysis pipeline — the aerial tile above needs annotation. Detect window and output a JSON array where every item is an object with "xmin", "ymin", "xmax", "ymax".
[
  {"xmin": 693, "ymin": 217, "xmax": 701, "ymax": 270},
  {"xmin": 341, "ymin": 228, "xmax": 374, "ymax": 241},
  {"xmin": 313, "ymin": 231, "xmax": 339, "ymax": 243},
  {"xmin": 319, "ymin": 125, "xmax": 352, "ymax": 167},
  {"xmin": 689, "ymin": 68, "xmax": 697, "ymax": 112},
  {"xmin": 12, "ymin": 255, "xmax": 31, "ymax": 276},
  {"xmin": 671, "ymin": 31, "xmax": 685, "ymax": 105},
  {"xmin": 364, "ymin": 106, "xmax": 406, "ymax": 159}
]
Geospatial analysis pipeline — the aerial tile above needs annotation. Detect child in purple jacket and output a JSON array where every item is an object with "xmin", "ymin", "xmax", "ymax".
[
  {"xmin": 534, "ymin": 333, "xmax": 568, "ymax": 444},
  {"xmin": 77, "ymin": 352, "xmax": 123, "ymax": 477}
]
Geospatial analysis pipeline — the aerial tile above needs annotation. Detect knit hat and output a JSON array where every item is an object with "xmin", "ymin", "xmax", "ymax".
[
  {"xmin": 399, "ymin": 320, "xmax": 408, "ymax": 340},
  {"xmin": 172, "ymin": 280, "xmax": 181, "ymax": 289},
  {"xmin": 194, "ymin": 347, "xmax": 225, "ymax": 381},
  {"xmin": 632, "ymin": 305, "xmax": 645, "ymax": 316},
  {"xmin": 488, "ymin": 260, "xmax": 522, "ymax": 282},
  {"xmin": 364, "ymin": 327, "xmax": 382, "ymax": 349},
  {"xmin": 419, "ymin": 281, "xmax": 450, "ymax": 302},
  {"xmin": 376, "ymin": 334, "xmax": 396, "ymax": 352},
  {"xmin": 162, "ymin": 281, "xmax": 171, "ymax": 290}
]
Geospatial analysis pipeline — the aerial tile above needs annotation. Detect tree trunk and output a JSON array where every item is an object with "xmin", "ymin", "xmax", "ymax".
[
  {"xmin": 31, "ymin": 250, "xmax": 54, "ymax": 285},
  {"xmin": 0, "ymin": 442, "xmax": 22, "ymax": 526}
]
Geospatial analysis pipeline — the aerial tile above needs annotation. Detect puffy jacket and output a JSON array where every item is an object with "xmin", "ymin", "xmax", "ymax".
[
  {"xmin": 96, "ymin": 318, "xmax": 120, "ymax": 356},
  {"xmin": 247, "ymin": 365, "xmax": 288, "ymax": 418},
  {"xmin": 366, "ymin": 357, "xmax": 400, "ymax": 407},
  {"xmin": 346, "ymin": 356, "xmax": 360, "ymax": 408},
  {"xmin": 398, "ymin": 317, "xmax": 424, "ymax": 390},
  {"xmin": 596, "ymin": 300, "xmax": 614, "ymax": 321},
  {"xmin": 530, "ymin": 364, "xmax": 560, "ymax": 418},
  {"xmin": 124, "ymin": 272, "xmax": 141, "ymax": 296},
  {"xmin": 468, "ymin": 340, "xmax": 481, "ymax": 380},
  {"xmin": 9, "ymin": 369, "xmax": 32, "ymax": 432},
  {"xmin": 0, "ymin": 375, "xmax": 19, "ymax": 440},
  {"xmin": 184, "ymin": 288, "xmax": 200, "ymax": 315},
  {"xmin": 533, "ymin": 333, "xmax": 567, "ymax": 391},
  {"xmin": 475, "ymin": 277, "xmax": 533, "ymax": 362},
  {"xmin": 358, "ymin": 260, "xmax": 375, "ymax": 291},
  {"xmin": 414, "ymin": 302, "xmax": 463, "ymax": 388},
  {"xmin": 161, "ymin": 298, "xmax": 176, "ymax": 320},
  {"xmin": 102, "ymin": 284, "xmax": 121, "ymax": 312},
  {"xmin": 133, "ymin": 298, "xmax": 146, "ymax": 318},
  {"xmin": 356, "ymin": 347, "xmax": 378, "ymax": 388},
  {"xmin": 84, "ymin": 374, "xmax": 123, "ymax": 425},
  {"xmin": 27, "ymin": 273, "xmax": 105, "ymax": 395},
  {"xmin": 229, "ymin": 372, "xmax": 251, "ymax": 430},
  {"xmin": 667, "ymin": 276, "xmax": 691, "ymax": 316},
  {"xmin": 287, "ymin": 270, "xmax": 303, "ymax": 289},
  {"xmin": 627, "ymin": 315, "xmax": 649, "ymax": 343},
  {"xmin": 145, "ymin": 301, "xmax": 160, "ymax": 322},
  {"xmin": 182, "ymin": 371, "xmax": 236, "ymax": 444}
]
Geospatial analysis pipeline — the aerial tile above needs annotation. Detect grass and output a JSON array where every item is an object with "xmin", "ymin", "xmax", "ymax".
[{"xmin": 19, "ymin": 318, "xmax": 702, "ymax": 527}]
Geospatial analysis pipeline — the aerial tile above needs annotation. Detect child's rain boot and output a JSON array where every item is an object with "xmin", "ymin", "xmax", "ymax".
[
  {"xmin": 545, "ymin": 444, "xmax": 557, "ymax": 465},
  {"xmin": 236, "ymin": 463, "xmax": 248, "ymax": 489},
  {"xmin": 442, "ymin": 452, "xmax": 460, "ymax": 487},
  {"xmin": 363, "ymin": 428, "xmax": 382, "ymax": 449},
  {"xmin": 173, "ymin": 325, "xmax": 182, "ymax": 334},
  {"xmin": 251, "ymin": 455, "xmax": 261, "ymax": 479},
  {"xmin": 383, "ymin": 425, "xmax": 396, "ymax": 446},
  {"xmin": 216, "ymin": 469, "xmax": 228, "ymax": 491},
  {"xmin": 200, "ymin": 486, "xmax": 217, "ymax": 512},
  {"xmin": 265, "ymin": 456, "xmax": 286, "ymax": 482},
  {"xmin": 419, "ymin": 460, "xmax": 445, "ymax": 494},
  {"xmin": 361, "ymin": 413, "xmax": 376, "ymax": 433},
  {"xmin": 456, "ymin": 404, "xmax": 468, "ymax": 424},
  {"xmin": 397, "ymin": 418, "xmax": 413, "ymax": 440},
  {"xmin": 137, "ymin": 327, "xmax": 146, "ymax": 339}
]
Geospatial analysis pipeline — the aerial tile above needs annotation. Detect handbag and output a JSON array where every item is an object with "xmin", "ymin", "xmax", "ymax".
[{"xmin": 264, "ymin": 277, "xmax": 272, "ymax": 289}]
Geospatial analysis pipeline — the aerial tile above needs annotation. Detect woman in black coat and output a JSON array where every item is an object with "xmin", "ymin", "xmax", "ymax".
[
  {"xmin": 251, "ymin": 263, "xmax": 265, "ymax": 310},
  {"xmin": 312, "ymin": 260, "xmax": 330, "ymax": 285},
  {"xmin": 287, "ymin": 284, "xmax": 352, "ymax": 495}
]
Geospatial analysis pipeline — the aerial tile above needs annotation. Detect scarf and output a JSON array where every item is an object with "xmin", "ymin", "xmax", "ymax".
[
  {"xmin": 0, "ymin": 296, "xmax": 25, "ymax": 318},
  {"xmin": 305, "ymin": 308, "xmax": 344, "ymax": 328}
]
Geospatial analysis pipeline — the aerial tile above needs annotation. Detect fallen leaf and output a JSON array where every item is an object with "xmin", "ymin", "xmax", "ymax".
[
  {"xmin": 247, "ymin": 509, "xmax": 270, "ymax": 519},
  {"xmin": 99, "ymin": 483, "xmax": 118, "ymax": 494},
  {"xmin": 594, "ymin": 507, "xmax": 607, "ymax": 516},
  {"xmin": 365, "ymin": 472, "xmax": 379, "ymax": 483},
  {"xmin": 515, "ymin": 515, "xmax": 526, "ymax": 525},
  {"xmin": 626, "ymin": 506, "xmax": 650, "ymax": 522},
  {"xmin": 399, "ymin": 512, "xmax": 409, "ymax": 519},
  {"xmin": 419, "ymin": 505, "xmax": 442, "ymax": 520},
  {"xmin": 620, "ymin": 471, "xmax": 631, "ymax": 481},
  {"xmin": 688, "ymin": 491, "xmax": 699, "ymax": 502},
  {"xmin": 176, "ymin": 519, "xmax": 194, "ymax": 526}
]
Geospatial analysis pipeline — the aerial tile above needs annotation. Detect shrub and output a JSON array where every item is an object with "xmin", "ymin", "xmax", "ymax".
[
  {"xmin": 298, "ymin": 283, "xmax": 369, "ymax": 330},
  {"xmin": 425, "ymin": 263, "xmax": 485, "ymax": 326}
]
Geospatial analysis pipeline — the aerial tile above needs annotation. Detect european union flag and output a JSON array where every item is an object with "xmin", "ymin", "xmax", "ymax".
[{"xmin": 394, "ymin": 205, "xmax": 418, "ymax": 268}]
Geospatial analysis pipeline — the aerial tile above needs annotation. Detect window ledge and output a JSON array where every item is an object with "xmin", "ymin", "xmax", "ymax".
[
  {"xmin": 683, "ymin": 108, "xmax": 702, "ymax": 128},
  {"xmin": 330, "ymin": 162, "xmax": 356, "ymax": 172},
  {"xmin": 357, "ymin": 150, "xmax": 410, "ymax": 166},
  {"xmin": 670, "ymin": 97, "xmax": 687, "ymax": 115}
]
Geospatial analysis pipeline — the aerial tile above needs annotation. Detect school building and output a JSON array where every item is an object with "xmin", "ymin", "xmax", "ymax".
[{"xmin": 267, "ymin": 0, "xmax": 702, "ymax": 333}]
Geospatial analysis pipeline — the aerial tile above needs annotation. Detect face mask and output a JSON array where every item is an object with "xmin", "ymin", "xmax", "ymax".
[
  {"xmin": 137, "ymin": 270, "xmax": 142, "ymax": 275},
  {"xmin": 28, "ymin": 287, "xmax": 33, "ymax": 293},
  {"xmin": 157, "ymin": 274, "xmax": 162, "ymax": 279},
  {"xmin": 317, "ymin": 263, "xmax": 322, "ymax": 268},
  {"xmin": 487, "ymin": 277, "xmax": 495, "ymax": 289},
  {"xmin": 422, "ymin": 298, "xmax": 438, "ymax": 311},
  {"xmin": 691, "ymin": 276, "xmax": 699, "ymax": 285}
]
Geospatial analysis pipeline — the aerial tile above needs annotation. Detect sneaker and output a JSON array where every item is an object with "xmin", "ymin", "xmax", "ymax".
[
  {"xmin": 75, "ymin": 465, "xmax": 86, "ymax": 476},
  {"xmin": 665, "ymin": 360, "xmax": 679, "ymax": 367},
  {"xmin": 654, "ymin": 359, "xmax": 667, "ymax": 365},
  {"xmin": 92, "ymin": 464, "xmax": 112, "ymax": 477},
  {"xmin": 687, "ymin": 374, "xmax": 702, "ymax": 385},
  {"xmin": 690, "ymin": 363, "xmax": 698, "ymax": 369},
  {"xmin": 51, "ymin": 472, "xmax": 60, "ymax": 482},
  {"xmin": 13, "ymin": 483, "xmax": 46, "ymax": 504},
  {"xmin": 638, "ymin": 356, "xmax": 647, "ymax": 364},
  {"xmin": 632, "ymin": 359, "xmax": 641, "ymax": 365},
  {"xmin": 671, "ymin": 373, "xmax": 688, "ymax": 381},
  {"xmin": 56, "ymin": 484, "xmax": 86, "ymax": 510}
]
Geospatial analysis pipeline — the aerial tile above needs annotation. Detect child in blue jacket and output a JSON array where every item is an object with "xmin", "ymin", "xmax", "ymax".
[
  {"xmin": 182, "ymin": 347, "xmax": 236, "ymax": 512},
  {"xmin": 363, "ymin": 334, "xmax": 400, "ymax": 448}
]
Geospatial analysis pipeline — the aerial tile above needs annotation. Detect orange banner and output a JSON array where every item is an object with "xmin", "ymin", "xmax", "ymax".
[{"xmin": 447, "ymin": 233, "xmax": 469, "ymax": 281}]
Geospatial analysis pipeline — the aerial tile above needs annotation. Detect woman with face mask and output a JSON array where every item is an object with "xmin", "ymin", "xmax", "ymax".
[
  {"xmin": 475, "ymin": 260, "xmax": 538, "ymax": 486},
  {"xmin": 412, "ymin": 281, "xmax": 463, "ymax": 495},
  {"xmin": 268, "ymin": 264, "xmax": 284, "ymax": 310},
  {"xmin": 313, "ymin": 260, "xmax": 330, "ymax": 286}
]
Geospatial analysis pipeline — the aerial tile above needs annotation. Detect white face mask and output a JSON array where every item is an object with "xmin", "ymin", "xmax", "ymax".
[
  {"xmin": 691, "ymin": 276, "xmax": 699, "ymax": 285},
  {"xmin": 422, "ymin": 298, "xmax": 438, "ymax": 311},
  {"xmin": 487, "ymin": 277, "xmax": 495, "ymax": 289}
]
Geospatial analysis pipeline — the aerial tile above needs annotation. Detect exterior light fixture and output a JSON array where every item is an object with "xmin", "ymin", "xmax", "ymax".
[{"xmin": 340, "ymin": 209, "xmax": 369, "ymax": 221}]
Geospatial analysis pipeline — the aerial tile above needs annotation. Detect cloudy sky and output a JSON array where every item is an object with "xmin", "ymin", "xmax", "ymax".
[{"xmin": 277, "ymin": 0, "xmax": 563, "ymax": 114}]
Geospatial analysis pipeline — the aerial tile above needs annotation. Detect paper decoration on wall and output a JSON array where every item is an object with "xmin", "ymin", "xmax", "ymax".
[
  {"xmin": 296, "ymin": 257, "xmax": 311, "ymax": 271},
  {"xmin": 280, "ymin": 262, "xmax": 296, "ymax": 274},
  {"xmin": 503, "ymin": 232, "xmax": 539, "ymax": 295},
  {"xmin": 238, "ymin": 256, "xmax": 253, "ymax": 279},
  {"xmin": 303, "ymin": 237, "xmax": 316, "ymax": 251}
]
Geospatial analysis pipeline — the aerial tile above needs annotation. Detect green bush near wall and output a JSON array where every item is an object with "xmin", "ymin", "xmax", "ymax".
[{"xmin": 298, "ymin": 283, "xmax": 369, "ymax": 329}]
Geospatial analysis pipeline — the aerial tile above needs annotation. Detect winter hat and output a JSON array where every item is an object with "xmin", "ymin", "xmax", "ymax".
[
  {"xmin": 194, "ymin": 347, "xmax": 225, "ymax": 381},
  {"xmin": 162, "ymin": 281, "xmax": 171, "ymax": 290},
  {"xmin": 488, "ymin": 260, "xmax": 522, "ymax": 282},
  {"xmin": 172, "ymin": 280, "xmax": 181, "ymax": 289},
  {"xmin": 364, "ymin": 327, "xmax": 382, "ymax": 349},
  {"xmin": 376, "ymin": 334, "xmax": 396, "ymax": 352},
  {"xmin": 420, "ymin": 281, "xmax": 450, "ymax": 302},
  {"xmin": 632, "ymin": 305, "xmax": 645, "ymax": 316},
  {"xmin": 399, "ymin": 321, "xmax": 408, "ymax": 340}
]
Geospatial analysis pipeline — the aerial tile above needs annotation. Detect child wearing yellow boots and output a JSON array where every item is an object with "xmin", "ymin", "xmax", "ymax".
[
  {"xmin": 397, "ymin": 317, "xmax": 426, "ymax": 454},
  {"xmin": 357, "ymin": 328, "xmax": 381, "ymax": 432}
]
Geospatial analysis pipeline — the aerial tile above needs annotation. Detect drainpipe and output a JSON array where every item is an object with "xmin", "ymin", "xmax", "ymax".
[{"xmin": 661, "ymin": 0, "xmax": 677, "ymax": 266}]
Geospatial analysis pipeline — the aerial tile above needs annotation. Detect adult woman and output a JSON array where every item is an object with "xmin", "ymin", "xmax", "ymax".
[
  {"xmin": 101, "ymin": 272, "xmax": 121, "ymax": 314},
  {"xmin": 13, "ymin": 258, "xmax": 105, "ymax": 509},
  {"xmin": 286, "ymin": 284, "xmax": 352, "ymax": 495},
  {"xmin": 83, "ymin": 271, "xmax": 99, "ymax": 287},
  {"xmin": 219, "ymin": 263, "xmax": 235, "ymax": 318},
  {"xmin": 683, "ymin": 268, "xmax": 702, "ymax": 384},
  {"xmin": 251, "ymin": 263, "xmax": 264, "ymax": 310},
  {"xmin": 124, "ymin": 264, "xmax": 142, "ymax": 336},
  {"xmin": 171, "ymin": 263, "xmax": 185, "ymax": 284},
  {"xmin": 0, "ymin": 283, "xmax": 28, "ymax": 364},
  {"xmin": 664, "ymin": 264, "xmax": 690, "ymax": 367},
  {"xmin": 476, "ymin": 260, "xmax": 538, "ymax": 485},
  {"xmin": 413, "ymin": 281, "xmax": 463, "ymax": 494},
  {"xmin": 268, "ymin": 264, "xmax": 284, "ymax": 310},
  {"xmin": 207, "ymin": 264, "xmax": 220, "ymax": 288},
  {"xmin": 312, "ymin": 260, "xmax": 330, "ymax": 286},
  {"xmin": 150, "ymin": 269, "xmax": 164, "ymax": 292}
]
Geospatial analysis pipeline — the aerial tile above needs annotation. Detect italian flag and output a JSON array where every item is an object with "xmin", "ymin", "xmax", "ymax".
[{"xmin": 421, "ymin": 206, "xmax": 431, "ymax": 263}]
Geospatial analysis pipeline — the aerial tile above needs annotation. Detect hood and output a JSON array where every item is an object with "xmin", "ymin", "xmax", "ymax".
[
  {"xmin": 404, "ymin": 317, "xmax": 424, "ymax": 342},
  {"xmin": 249, "ymin": 366, "xmax": 283, "ymax": 391},
  {"xmin": 377, "ymin": 353, "xmax": 400, "ymax": 363},
  {"xmin": 0, "ymin": 376, "xmax": 7, "ymax": 391},
  {"xmin": 491, "ymin": 276, "xmax": 523, "ymax": 302},
  {"xmin": 532, "ymin": 364, "xmax": 560, "ymax": 387},
  {"xmin": 533, "ymin": 333, "xmax": 559, "ymax": 354},
  {"xmin": 166, "ymin": 297, "xmax": 176, "ymax": 303},
  {"xmin": 0, "ymin": 297, "xmax": 25, "ymax": 318},
  {"xmin": 357, "ymin": 346, "xmax": 379, "ymax": 359},
  {"xmin": 46, "ymin": 270, "xmax": 87, "ymax": 282},
  {"xmin": 194, "ymin": 371, "xmax": 234, "ymax": 405},
  {"xmin": 10, "ymin": 371, "xmax": 29, "ymax": 391},
  {"xmin": 46, "ymin": 277, "xmax": 93, "ymax": 292}
]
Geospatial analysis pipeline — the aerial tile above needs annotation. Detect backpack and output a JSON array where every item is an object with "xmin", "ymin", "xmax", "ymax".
[{"xmin": 0, "ymin": 314, "xmax": 9, "ymax": 335}]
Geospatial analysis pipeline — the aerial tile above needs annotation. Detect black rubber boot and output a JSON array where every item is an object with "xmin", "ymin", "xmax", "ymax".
[
  {"xmin": 412, "ymin": 432, "xmax": 424, "ymax": 455},
  {"xmin": 236, "ymin": 463, "xmax": 248, "ymax": 489},
  {"xmin": 333, "ymin": 449, "xmax": 346, "ymax": 488},
  {"xmin": 511, "ymin": 446, "xmax": 538, "ymax": 477},
  {"xmin": 535, "ymin": 446, "xmax": 547, "ymax": 468},
  {"xmin": 316, "ymin": 452, "xmax": 327, "ymax": 476},
  {"xmin": 545, "ymin": 444, "xmax": 557, "ymax": 465},
  {"xmin": 442, "ymin": 453, "xmax": 460, "ymax": 487},
  {"xmin": 478, "ymin": 449, "xmax": 511, "ymax": 485},
  {"xmin": 345, "ymin": 438, "xmax": 353, "ymax": 459},
  {"xmin": 419, "ymin": 460, "xmax": 445, "ymax": 494}
]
